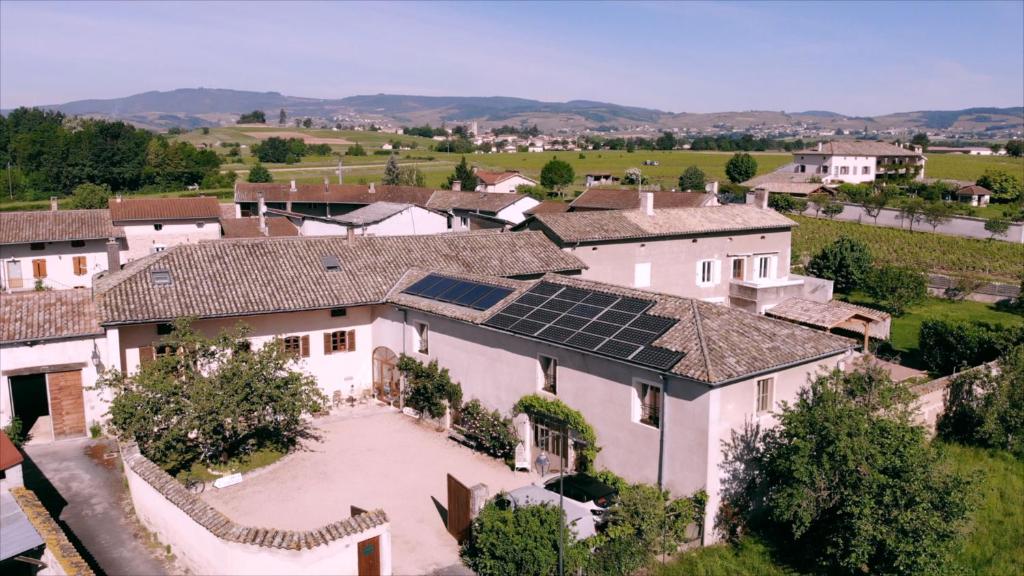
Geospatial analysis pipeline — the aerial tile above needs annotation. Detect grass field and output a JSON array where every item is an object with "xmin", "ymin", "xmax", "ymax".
[
  {"xmin": 926, "ymin": 153, "xmax": 1024, "ymax": 181},
  {"xmin": 658, "ymin": 443, "xmax": 1023, "ymax": 576},
  {"xmin": 791, "ymin": 216, "xmax": 1024, "ymax": 282}
]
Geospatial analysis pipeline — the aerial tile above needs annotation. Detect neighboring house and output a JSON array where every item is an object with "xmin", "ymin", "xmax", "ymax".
[
  {"xmin": 790, "ymin": 140, "xmax": 926, "ymax": 184},
  {"xmin": 220, "ymin": 216, "xmax": 299, "ymax": 239},
  {"xmin": 284, "ymin": 202, "xmax": 450, "ymax": 237},
  {"xmin": 517, "ymin": 192, "xmax": 829, "ymax": 313},
  {"xmin": 474, "ymin": 170, "xmax": 539, "ymax": 194},
  {"xmin": 109, "ymin": 197, "xmax": 222, "ymax": 261},
  {"xmin": 926, "ymin": 146, "xmax": 999, "ymax": 156},
  {"xmin": 0, "ymin": 290, "xmax": 109, "ymax": 444},
  {"xmin": 585, "ymin": 173, "xmax": 619, "ymax": 188},
  {"xmin": 954, "ymin": 184, "xmax": 992, "ymax": 207},
  {"xmin": 569, "ymin": 188, "xmax": 718, "ymax": 211},
  {"xmin": 524, "ymin": 201, "xmax": 571, "ymax": 216},
  {"xmin": 426, "ymin": 191, "xmax": 540, "ymax": 229},
  {"xmin": 0, "ymin": 209, "xmax": 124, "ymax": 292}
]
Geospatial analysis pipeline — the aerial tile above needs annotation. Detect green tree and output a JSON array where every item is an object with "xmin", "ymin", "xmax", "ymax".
[
  {"xmin": 865, "ymin": 265, "xmax": 927, "ymax": 315},
  {"xmin": 984, "ymin": 218, "xmax": 1010, "ymax": 240},
  {"xmin": 237, "ymin": 110, "xmax": 266, "ymax": 124},
  {"xmin": 345, "ymin": 143, "xmax": 367, "ymax": 157},
  {"xmin": 278, "ymin": 108, "xmax": 287, "ymax": 126},
  {"xmin": 767, "ymin": 194, "xmax": 806, "ymax": 214},
  {"xmin": 910, "ymin": 132, "xmax": 930, "ymax": 150},
  {"xmin": 397, "ymin": 165, "xmax": 426, "ymax": 187},
  {"xmin": 976, "ymin": 170, "xmax": 1022, "ymax": 203},
  {"xmin": 806, "ymin": 236, "xmax": 873, "ymax": 293},
  {"xmin": 862, "ymin": 189, "xmax": 890, "ymax": 224},
  {"xmin": 382, "ymin": 154, "xmax": 401, "ymax": 185},
  {"xmin": 807, "ymin": 191, "xmax": 830, "ymax": 217},
  {"xmin": 724, "ymin": 153, "xmax": 757, "ymax": 183},
  {"xmin": 822, "ymin": 200, "xmax": 844, "ymax": 219},
  {"xmin": 922, "ymin": 201, "xmax": 953, "ymax": 232},
  {"xmin": 444, "ymin": 156, "xmax": 479, "ymax": 191},
  {"xmin": 655, "ymin": 131, "xmax": 677, "ymax": 150},
  {"xmin": 461, "ymin": 502, "xmax": 588, "ymax": 576},
  {"xmin": 540, "ymin": 157, "xmax": 575, "ymax": 198},
  {"xmin": 898, "ymin": 197, "xmax": 925, "ymax": 231},
  {"xmin": 302, "ymin": 118, "xmax": 313, "ymax": 129},
  {"xmin": 247, "ymin": 163, "xmax": 272, "ymax": 183},
  {"xmin": 678, "ymin": 166, "xmax": 706, "ymax": 191},
  {"xmin": 728, "ymin": 366, "xmax": 972, "ymax": 575},
  {"xmin": 66, "ymin": 182, "xmax": 112, "ymax": 209},
  {"xmin": 919, "ymin": 319, "xmax": 1024, "ymax": 375},
  {"xmin": 97, "ymin": 319, "xmax": 326, "ymax": 473},
  {"xmin": 1005, "ymin": 139, "xmax": 1023, "ymax": 157},
  {"xmin": 939, "ymin": 345, "xmax": 1024, "ymax": 458}
]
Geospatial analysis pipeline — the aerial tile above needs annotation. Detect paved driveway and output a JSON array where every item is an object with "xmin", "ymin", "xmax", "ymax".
[
  {"xmin": 203, "ymin": 407, "xmax": 538, "ymax": 575},
  {"xmin": 24, "ymin": 438, "xmax": 169, "ymax": 576}
]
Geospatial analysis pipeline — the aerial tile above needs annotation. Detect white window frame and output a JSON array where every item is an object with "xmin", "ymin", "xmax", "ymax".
[
  {"xmin": 634, "ymin": 262, "xmax": 651, "ymax": 288},
  {"xmin": 538, "ymin": 354, "xmax": 558, "ymax": 394},
  {"xmin": 414, "ymin": 321, "xmax": 429, "ymax": 355},
  {"xmin": 730, "ymin": 257, "xmax": 744, "ymax": 281},
  {"xmin": 756, "ymin": 255, "xmax": 773, "ymax": 280},
  {"xmin": 696, "ymin": 259, "xmax": 719, "ymax": 287},
  {"xmin": 756, "ymin": 377, "xmax": 774, "ymax": 414},
  {"xmin": 632, "ymin": 378, "xmax": 662, "ymax": 429}
]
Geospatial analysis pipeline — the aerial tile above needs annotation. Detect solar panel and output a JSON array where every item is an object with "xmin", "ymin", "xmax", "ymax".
[
  {"xmin": 454, "ymin": 284, "xmax": 496, "ymax": 307},
  {"xmin": 552, "ymin": 315, "xmax": 589, "ymax": 330},
  {"xmin": 437, "ymin": 281, "xmax": 477, "ymax": 303},
  {"xmin": 528, "ymin": 283, "xmax": 563, "ymax": 296},
  {"xmin": 628, "ymin": 315, "xmax": 677, "ymax": 334},
  {"xmin": 556, "ymin": 287, "xmax": 590, "ymax": 302},
  {"xmin": 582, "ymin": 292, "xmax": 618, "ymax": 307},
  {"xmin": 581, "ymin": 321, "xmax": 620, "ymax": 337},
  {"xmin": 596, "ymin": 309, "xmax": 639, "ymax": 326},
  {"xmin": 566, "ymin": 332, "xmax": 605, "ymax": 349},
  {"xmin": 526, "ymin": 308, "xmax": 561, "ymax": 324},
  {"xmin": 471, "ymin": 287, "xmax": 514, "ymax": 310},
  {"xmin": 417, "ymin": 277, "xmax": 457, "ymax": 298},
  {"xmin": 501, "ymin": 303, "xmax": 535, "ymax": 318},
  {"xmin": 515, "ymin": 293, "xmax": 550, "ymax": 307},
  {"xmin": 404, "ymin": 274, "xmax": 444, "ymax": 296},
  {"xmin": 597, "ymin": 339, "xmax": 642, "ymax": 359},
  {"xmin": 510, "ymin": 318, "xmax": 546, "ymax": 335},
  {"xmin": 485, "ymin": 314, "xmax": 519, "ymax": 329},
  {"xmin": 540, "ymin": 298, "xmax": 575, "ymax": 313},
  {"xmin": 537, "ymin": 325, "xmax": 575, "ymax": 343},
  {"xmin": 614, "ymin": 328, "xmax": 658, "ymax": 346},
  {"xmin": 611, "ymin": 298, "xmax": 653, "ymax": 314},
  {"xmin": 567, "ymin": 303, "xmax": 603, "ymax": 319},
  {"xmin": 631, "ymin": 347, "xmax": 684, "ymax": 370}
]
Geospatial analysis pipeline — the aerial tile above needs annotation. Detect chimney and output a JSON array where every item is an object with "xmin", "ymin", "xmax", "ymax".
[
  {"xmin": 346, "ymin": 226, "xmax": 356, "ymax": 244},
  {"xmin": 640, "ymin": 191, "xmax": 654, "ymax": 216},
  {"xmin": 452, "ymin": 180, "xmax": 462, "ymax": 192},
  {"xmin": 755, "ymin": 188, "xmax": 770, "ymax": 210},
  {"xmin": 115, "ymin": 194, "xmax": 122, "ymax": 203},
  {"xmin": 289, "ymin": 179, "xmax": 297, "ymax": 193},
  {"xmin": 817, "ymin": 142, "xmax": 823, "ymax": 152},
  {"xmin": 50, "ymin": 196, "xmax": 58, "ymax": 211},
  {"xmin": 257, "ymin": 192, "xmax": 267, "ymax": 235},
  {"xmin": 105, "ymin": 238, "xmax": 120, "ymax": 272},
  {"xmin": 705, "ymin": 181, "xmax": 719, "ymax": 195},
  {"xmin": 369, "ymin": 182, "xmax": 376, "ymax": 194}
]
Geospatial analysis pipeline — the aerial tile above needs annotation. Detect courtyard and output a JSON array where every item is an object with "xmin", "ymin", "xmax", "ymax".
[{"xmin": 202, "ymin": 405, "xmax": 538, "ymax": 575}]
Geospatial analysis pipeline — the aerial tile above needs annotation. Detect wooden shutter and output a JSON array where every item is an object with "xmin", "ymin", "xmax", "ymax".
[
  {"xmin": 33, "ymin": 259, "xmax": 47, "ymax": 278},
  {"xmin": 73, "ymin": 256, "xmax": 87, "ymax": 276},
  {"xmin": 324, "ymin": 332, "xmax": 333, "ymax": 355},
  {"xmin": 300, "ymin": 335, "xmax": 310, "ymax": 357},
  {"xmin": 139, "ymin": 345, "xmax": 155, "ymax": 366},
  {"xmin": 346, "ymin": 330, "xmax": 356, "ymax": 352}
]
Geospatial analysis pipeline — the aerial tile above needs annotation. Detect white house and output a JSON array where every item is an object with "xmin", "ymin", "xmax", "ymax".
[
  {"xmin": 0, "ymin": 208, "xmax": 123, "ymax": 292},
  {"xmin": 473, "ymin": 170, "xmax": 539, "ymax": 194},
  {"xmin": 790, "ymin": 140, "xmax": 926, "ymax": 184},
  {"xmin": 110, "ymin": 196, "xmax": 223, "ymax": 261},
  {"xmin": 270, "ymin": 202, "xmax": 450, "ymax": 237}
]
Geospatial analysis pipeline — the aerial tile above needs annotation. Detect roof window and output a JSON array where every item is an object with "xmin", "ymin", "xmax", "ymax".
[
  {"xmin": 321, "ymin": 255, "xmax": 342, "ymax": 271},
  {"xmin": 151, "ymin": 269, "xmax": 172, "ymax": 285}
]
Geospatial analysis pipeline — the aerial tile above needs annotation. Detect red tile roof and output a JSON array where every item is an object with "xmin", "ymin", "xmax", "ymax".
[
  {"xmin": 0, "ymin": 289, "xmax": 104, "ymax": 344},
  {"xmin": 0, "ymin": 210, "xmax": 123, "ymax": 245},
  {"xmin": 108, "ymin": 197, "xmax": 222, "ymax": 222},
  {"xmin": 570, "ymin": 189, "xmax": 716, "ymax": 211},
  {"xmin": 220, "ymin": 217, "xmax": 299, "ymax": 238},
  {"xmin": 0, "ymin": 431, "xmax": 22, "ymax": 471},
  {"xmin": 524, "ymin": 201, "xmax": 571, "ymax": 215},
  {"xmin": 475, "ymin": 170, "xmax": 524, "ymax": 186}
]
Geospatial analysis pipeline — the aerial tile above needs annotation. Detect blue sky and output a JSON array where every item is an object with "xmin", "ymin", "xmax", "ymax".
[{"xmin": 2, "ymin": 1, "xmax": 1022, "ymax": 115}]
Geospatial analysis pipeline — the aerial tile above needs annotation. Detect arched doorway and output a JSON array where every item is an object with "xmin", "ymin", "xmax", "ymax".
[{"xmin": 372, "ymin": 347, "xmax": 401, "ymax": 406}]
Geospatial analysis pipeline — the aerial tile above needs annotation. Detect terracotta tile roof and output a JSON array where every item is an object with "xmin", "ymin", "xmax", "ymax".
[
  {"xmin": 955, "ymin": 184, "xmax": 992, "ymax": 197},
  {"xmin": 525, "ymin": 201, "xmax": 571, "ymax": 215},
  {"xmin": 0, "ymin": 432, "xmax": 22, "ymax": 471},
  {"xmin": 93, "ymin": 231, "xmax": 585, "ymax": 324},
  {"xmin": 475, "ymin": 170, "xmax": 531, "ymax": 186},
  {"xmin": 426, "ymin": 191, "xmax": 529, "ymax": 214},
  {"xmin": 766, "ymin": 298, "xmax": 890, "ymax": 330},
  {"xmin": 9, "ymin": 487, "xmax": 95, "ymax": 575},
  {"xmin": 220, "ymin": 217, "xmax": 299, "ymax": 238},
  {"xmin": 0, "ymin": 289, "xmax": 104, "ymax": 344},
  {"xmin": 796, "ymin": 140, "xmax": 923, "ymax": 157},
  {"xmin": 109, "ymin": 197, "xmax": 221, "ymax": 222},
  {"xmin": 570, "ymin": 189, "xmax": 716, "ymax": 211},
  {"xmin": 333, "ymin": 202, "xmax": 413, "ymax": 226},
  {"xmin": 0, "ymin": 209, "xmax": 123, "ymax": 245},
  {"xmin": 234, "ymin": 183, "xmax": 435, "ymax": 206},
  {"xmin": 523, "ymin": 205, "xmax": 796, "ymax": 244}
]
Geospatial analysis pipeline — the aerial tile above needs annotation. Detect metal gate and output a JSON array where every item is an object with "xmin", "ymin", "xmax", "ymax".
[{"xmin": 447, "ymin": 473, "xmax": 472, "ymax": 543}]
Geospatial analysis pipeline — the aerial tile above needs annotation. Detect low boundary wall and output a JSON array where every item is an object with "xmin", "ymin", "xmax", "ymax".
[{"xmin": 121, "ymin": 444, "xmax": 391, "ymax": 575}]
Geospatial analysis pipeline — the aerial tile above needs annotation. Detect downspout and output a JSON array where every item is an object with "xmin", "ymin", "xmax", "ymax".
[{"xmin": 657, "ymin": 373, "xmax": 668, "ymax": 491}]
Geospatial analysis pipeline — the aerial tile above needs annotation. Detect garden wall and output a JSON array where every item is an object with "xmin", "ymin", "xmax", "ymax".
[{"xmin": 121, "ymin": 444, "xmax": 391, "ymax": 575}]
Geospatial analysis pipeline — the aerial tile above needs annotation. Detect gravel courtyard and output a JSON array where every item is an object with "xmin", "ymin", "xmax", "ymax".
[{"xmin": 202, "ymin": 406, "xmax": 537, "ymax": 575}]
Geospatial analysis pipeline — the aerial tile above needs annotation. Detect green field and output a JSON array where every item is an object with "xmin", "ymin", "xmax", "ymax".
[
  {"xmin": 926, "ymin": 153, "xmax": 1024, "ymax": 182},
  {"xmin": 791, "ymin": 216, "xmax": 1024, "ymax": 282},
  {"xmin": 657, "ymin": 444, "xmax": 1024, "ymax": 576}
]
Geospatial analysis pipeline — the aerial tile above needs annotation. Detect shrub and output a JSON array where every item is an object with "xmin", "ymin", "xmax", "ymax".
[
  {"xmin": 678, "ymin": 166, "xmax": 706, "ymax": 191},
  {"xmin": 864, "ymin": 265, "xmax": 927, "ymax": 316},
  {"xmin": 806, "ymin": 236, "xmax": 873, "ymax": 293},
  {"xmin": 724, "ymin": 153, "xmax": 757, "ymax": 183},
  {"xmin": 345, "ymin": 143, "xmax": 367, "ymax": 156},
  {"xmin": 919, "ymin": 319, "xmax": 1024, "ymax": 375},
  {"xmin": 247, "ymin": 163, "xmax": 272, "ymax": 183},
  {"xmin": 89, "ymin": 421, "xmax": 103, "ymax": 439},
  {"xmin": 513, "ymin": 394, "xmax": 598, "ymax": 471},
  {"xmin": 459, "ymin": 399, "xmax": 518, "ymax": 461},
  {"xmin": 3, "ymin": 416, "xmax": 28, "ymax": 447},
  {"xmin": 397, "ymin": 355, "xmax": 462, "ymax": 419},
  {"xmin": 939, "ymin": 345, "xmax": 1024, "ymax": 458},
  {"xmin": 767, "ymin": 193, "xmax": 806, "ymax": 214},
  {"xmin": 66, "ymin": 182, "xmax": 111, "ymax": 209},
  {"xmin": 461, "ymin": 501, "xmax": 589, "ymax": 576}
]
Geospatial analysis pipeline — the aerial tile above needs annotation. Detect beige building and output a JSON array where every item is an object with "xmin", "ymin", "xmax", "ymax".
[
  {"xmin": 109, "ymin": 196, "xmax": 222, "ymax": 261},
  {"xmin": 473, "ymin": 170, "xmax": 538, "ymax": 194}
]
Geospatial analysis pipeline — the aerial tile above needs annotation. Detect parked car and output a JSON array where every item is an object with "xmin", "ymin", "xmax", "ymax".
[
  {"xmin": 498, "ymin": 485, "xmax": 598, "ymax": 540},
  {"xmin": 643, "ymin": 160, "xmax": 660, "ymax": 166},
  {"xmin": 538, "ymin": 473, "xmax": 618, "ymax": 522}
]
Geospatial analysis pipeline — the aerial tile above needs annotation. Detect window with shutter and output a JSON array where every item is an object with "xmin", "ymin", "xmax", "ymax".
[
  {"xmin": 283, "ymin": 336, "xmax": 302, "ymax": 356},
  {"xmin": 32, "ymin": 259, "xmax": 47, "ymax": 278},
  {"xmin": 300, "ymin": 335, "xmax": 310, "ymax": 357},
  {"xmin": 73, "ymin": 256, "xmax": 87, "ymax": 276},
  {"xmin": 139, "ymin": 346, "xmax": 155, "ymax": 366},
  {"xmin": 346, "ymin": 329, "xmax": 356, "ymax": 352},
  {"xmin": 324, "ymin": 332, "xmax": 333, "ymax": 355}
]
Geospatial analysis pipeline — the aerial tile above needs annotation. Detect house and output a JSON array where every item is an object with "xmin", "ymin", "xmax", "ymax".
[
  {"xmin": 516, "ymin": 191, "xmax": 831, "ymax": 313},
  {"xmin": 569, "ymin": 188, "xmax": 718, "ymax": 212},
  {"xmin": 790, "ymin": 140, "xmax": 926, "ymax": 184},
  {"xmin": 954, "ymin": 184, "xmax": 992, "ymax": 207},
  {"xmin": 426, "ymin": 191, "xmax": 540, "ymax": 229},
  {"xmin": 524, "ymin": 201, "xmax": 571, "ymax": 216},
  {"xmin": 585, "ymin": 173, "xmax": 620, "ymax": 188},
  {"xmin": 473, "ymin": 170, "xmax": 539, "ymax": 194},
  {"xmin": 0, "ymin": 208, "xmax": 124, "ymax": 292},
  {"xmin": 293, "ymin": 202, "xmax": 449, "ymax": 237},
  {"xmin": 739, "ymin": 172, "xmax": 836, "ymax": 198},
  {"xmin": 220, "ymin": 216, "xmax": 299, "ymax": 238},
  {"xmin": 109, "ymin": 196, "xmax": 222, "ymax": 261},
  {"xmin": 926, "ymin": 146, "xmax": 997, "ymax": 156}
]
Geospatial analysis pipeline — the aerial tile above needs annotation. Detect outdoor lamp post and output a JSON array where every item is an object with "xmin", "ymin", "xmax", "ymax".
[{"xmin": 535, "ymin": 451, "xmax": 550, "ymax": 476}]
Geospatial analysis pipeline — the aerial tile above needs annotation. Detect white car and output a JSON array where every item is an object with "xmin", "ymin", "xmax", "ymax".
[
  {"xmin": 537, "ymin": 473, "xmax": 619, "ymax": 523},
  {"xmin": 499, "ymin": 485, "xmax": 598, "ymax": 540}
]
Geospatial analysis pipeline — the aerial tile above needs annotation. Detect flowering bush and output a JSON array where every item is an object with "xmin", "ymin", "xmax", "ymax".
[{"xmin": 459, "ymin": 399, "xmax": 518, "ymax": 462}]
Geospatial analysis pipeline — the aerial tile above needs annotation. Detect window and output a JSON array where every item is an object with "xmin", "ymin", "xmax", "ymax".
[
  {"xmin": 415, "ymin": 322, "xmax": 429, "ymax": 354},
  {"xmin": 634, "ymin": 381, "xmax": 662, "ymax": 428},
  {"xmin": 757, "ymin": 256, "xmax": 771, "ymax": 280},
  {"xmin": 839, "ymin": 166, "xmax": 849, "ymax": 175},
  {"xmin": 282, "ymin": 335, "xmax": 310, "ymax": 358},
  {"xmin": 539, "ymin": 355, "xmax": 557, "ymax": 394},
  {"xmin": 153, "ymin": 223, "xmax": 163, "ymax": 231},
  {"xmin": 634, "ymin": 262, "xmax": 651, "ymax": 288},
  {"xmin": 756, "ymin": 377, "xmax": 774, "ymax": 413},
  {"xmin": 731, "ymin": 258, "xmax": 744, "ymax": 280},
  {"xmin": 30, "ymin": 243, "xmax": 45, "ymax": 251},
  {"xmin": 324, "ymin": 330, "xmax": 356, "ymax": 353},
  {"xmin": 32, "ymin": 258, "xmax": 47, "ymax": 279},
  {"xmin": 459, "ymin": 216, "xmax": 469, "ymax": 227},
  {"xmin": 155, "ymin": 343, "xmax": 176, "ymax": 358},
  {"xmin": 151, "ymin": 244, "xmax": 166, "ymax": 254},
  {"xmin": 71, "ymin": 240, "xmax": 85, "ymax": 248},
  {"xmin": 196, "ymin": 222, "xmax": 205, "ymax": 228},
  {"xmin": 73, "ymin": 256, "xmax": 87, "ymax": 276},
  {"xmin": 862, "ymin": 166, "xmax": 870, "ymax": 175},
  {"xmin": 150, "ymin": 269, "xmax": 172, "ymax": 285},
  {"xmin": 697, "ymin": 259, "xmax": 717, "ymax": 287}
]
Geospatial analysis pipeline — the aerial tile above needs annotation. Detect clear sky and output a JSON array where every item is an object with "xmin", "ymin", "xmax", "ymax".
[{"xmin": 2, "ymin": 0, "xmax": 1022, "ymax": 116}]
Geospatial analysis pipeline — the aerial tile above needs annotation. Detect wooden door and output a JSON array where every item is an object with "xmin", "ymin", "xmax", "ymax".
[
  {"xmin": 357, "ymin": 535, "xmax": 380, "ymax": 576},
  {"xmin": 5, "ymin": 260, "xmax": 23, "ymax": 289},
  {"xmin": 447, "ymin": 473, "xmax": 472, "ymax": 543},
  {"xmin": 47, "ymin": 370, "xmax": 86, "ymax": 440}
]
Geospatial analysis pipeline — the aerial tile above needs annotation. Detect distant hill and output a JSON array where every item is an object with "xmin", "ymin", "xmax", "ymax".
[{"xmin": 8, "ymin": 87, "xmax": 1022, "ymax": 135}]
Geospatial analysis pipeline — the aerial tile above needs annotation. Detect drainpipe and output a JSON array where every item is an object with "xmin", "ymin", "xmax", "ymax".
[{"xmin": 657, "ymin": 374, "xmax": 668, "ymax": 491}]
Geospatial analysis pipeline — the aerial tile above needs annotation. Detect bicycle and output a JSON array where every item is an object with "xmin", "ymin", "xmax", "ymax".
[{"xmin": 183, "ymin": 473, "xmax": 206, "ymax": 495}]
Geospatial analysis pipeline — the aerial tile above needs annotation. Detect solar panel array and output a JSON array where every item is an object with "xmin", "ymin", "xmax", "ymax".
[
  {"xmin": 484, "ymin": 281, "xmax": 684, "ymax": 370},
  {"xmin": 402, "ymin": 274, "xmax": 515, "ymax": 311}
]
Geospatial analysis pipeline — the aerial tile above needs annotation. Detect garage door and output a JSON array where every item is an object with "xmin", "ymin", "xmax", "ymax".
[{"xmin": 47, "ymin": 370, "xmax": 86, "ymax": 440}]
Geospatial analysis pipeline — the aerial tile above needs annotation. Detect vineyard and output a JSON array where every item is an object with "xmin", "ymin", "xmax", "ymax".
[{"xmin": 791, "ymin": 216, "xmax": 1024, "ymax": 282}]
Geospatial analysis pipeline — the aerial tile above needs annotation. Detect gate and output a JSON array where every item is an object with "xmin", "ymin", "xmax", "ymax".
[
  {"xmin": 447, "ymin": 473, "xmax": 472, "ymax": 543},
  {"xmin": 357, "ymin": 535, "xmax": 380, "ymax": 576}
]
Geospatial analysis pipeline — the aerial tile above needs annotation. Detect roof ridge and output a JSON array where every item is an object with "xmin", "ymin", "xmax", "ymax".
[{"xmin": 690, "ymin": 300, "xmax": 714, "ymax": 382}]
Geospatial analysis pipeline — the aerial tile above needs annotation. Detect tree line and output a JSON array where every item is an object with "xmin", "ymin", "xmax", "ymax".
[{"xmin": 0, "ymin": 107, "xmax": 222, "ymax": 200}]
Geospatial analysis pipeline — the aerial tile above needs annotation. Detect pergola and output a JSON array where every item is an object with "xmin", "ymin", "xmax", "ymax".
[{"xmin": 766, "ymin": 298, "xmax": 891, "ymax": 350}]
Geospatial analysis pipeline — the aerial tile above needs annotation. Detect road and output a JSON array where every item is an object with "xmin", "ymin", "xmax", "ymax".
[{"xmin": 228, "ymin": 160, "xmax": 449, "ymax": 175}]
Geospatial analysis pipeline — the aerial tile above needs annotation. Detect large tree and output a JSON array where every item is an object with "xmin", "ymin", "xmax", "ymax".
[
  {"xmin": 724, "ymin": 153, "xmax": 757, "ymax": 183},
  {"xmin": 238, "ymin": 110, "xmax": 266, "ymax": 124},
  {"xmin": 865, "ymin": 265, "xmax": 927, "ymax": 315},
  {"xmin": 678, "ymin": 166, "xmax": 706, "ymax": 191},
  {"xmin": 278, "ymin": 108, "xmax": 287, "ymax": 126},
  {"xmin": 445, "ymin": 156, "xmax": 479, "ymax": 190},
  {"xmin": 382, "ymin": 154, "xmax": 401, "ymax": 185},
  {"xmin": 66, "ymin": 182, "xmax": 112, "ymax": 209},
  {"xmin": 976, "ymin": 170, "xmax": 1022, "ymax": 203},
  {"xmin": 726, "ymin": 366, "xmax": 972, "ymax": 575},
  {"xmin": 1005, "ymin": 139, "xmax": 1023, "ymax": 157},
  {"xmin": 655, "ymin": 131, "xmax": 677, "ymax": 151},
  {"xmin": 98, "ymin": 320, "xmax": 326, "ymax": 473},
  {"xmin": 540, "ymin": 157, "xmax": 575, "ymax": 197},
  {"xmin": 806, "ymin": 236, "xmax": 873, "ymax": 293}
]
